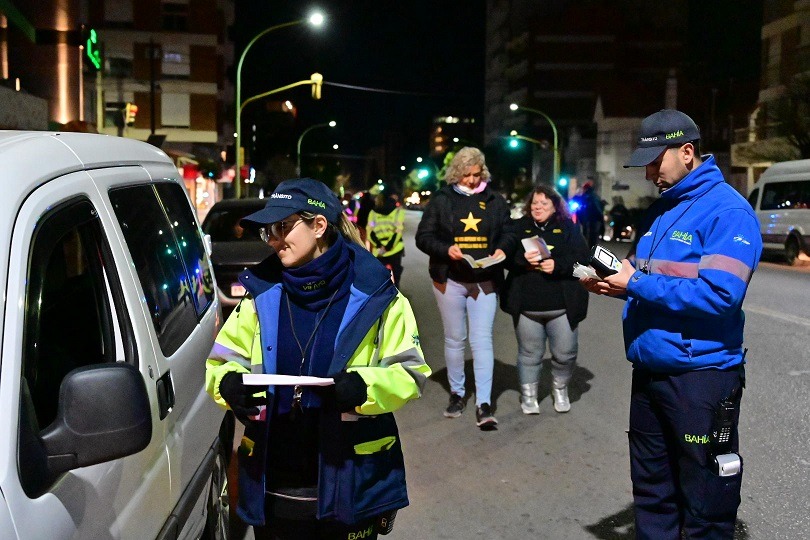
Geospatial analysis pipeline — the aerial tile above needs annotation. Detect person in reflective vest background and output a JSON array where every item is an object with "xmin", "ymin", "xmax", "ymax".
[{"xmin": 366, "ymin": 190, "xmax": 406, "ymax": 286}]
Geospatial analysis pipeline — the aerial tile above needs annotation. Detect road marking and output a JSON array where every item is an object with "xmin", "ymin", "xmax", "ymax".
[
  {"xmin": 789, "ymin": 370, "xmax": 810, "ymax": 376},
  {"xmin": 744, "ymin": 305, "xmax": 810, "ymax": 328}
]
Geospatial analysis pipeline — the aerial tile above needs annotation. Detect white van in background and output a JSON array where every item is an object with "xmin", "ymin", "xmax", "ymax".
[
  {"xmin": 747, "ymin": 159, "xmax": 810, "ymax": 265},
  {"xmin": 0, "ymin": 132, "xmax": 232, "ymax": 539}
]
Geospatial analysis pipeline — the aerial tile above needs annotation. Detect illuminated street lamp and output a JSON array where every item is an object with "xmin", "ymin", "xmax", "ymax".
[
  {"xmin": 235, "ymin": 11, "xmax": 325, "ymax": 197},
  {"xmin": 509, "ymin": 103, "xmax": 559, "ymax": 184},
  {"xmin": 297, "ymin": 120, "xmax": 336, "ymax": 176}
]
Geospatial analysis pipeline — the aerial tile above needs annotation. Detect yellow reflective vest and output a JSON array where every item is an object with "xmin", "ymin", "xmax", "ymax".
[{"xmin": 367, "ymin": 207, "xmax": 405, "ymax": 257}]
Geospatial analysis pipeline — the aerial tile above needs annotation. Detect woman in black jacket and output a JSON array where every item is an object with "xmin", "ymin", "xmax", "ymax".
[
  {"xmin": 502, "ymin": 185, "xmax": 589, "ymax": 414},
  {"xmin": 415, "ymin": 147, "xmax": 514, "ymax": 429}
]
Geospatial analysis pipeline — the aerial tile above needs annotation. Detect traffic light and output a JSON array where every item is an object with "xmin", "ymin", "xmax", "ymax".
[
  {"xmin": 311, "ymin": 72, "xmax": 323, "ymax": 100},
  {"xmin": 508, "ymin": 138, "xmax": 520, "ymax": 149},
  {"xmin": 557, "ymin": 176, "xmax": 568, "ymax": 189},
  {"xmin": 124, "ymin": 103, "xmax": 138, "ymax": 126}
]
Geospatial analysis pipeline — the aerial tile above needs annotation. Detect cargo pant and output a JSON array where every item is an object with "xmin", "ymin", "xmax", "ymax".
[{"xmin": 629, "ymin": 366, "xmax": 745, "ymax": 540}]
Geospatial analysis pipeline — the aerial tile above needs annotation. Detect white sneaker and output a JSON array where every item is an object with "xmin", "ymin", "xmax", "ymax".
[{"xmin": 552, "ymin": 386, "xmax": 571, "ymax": 413}]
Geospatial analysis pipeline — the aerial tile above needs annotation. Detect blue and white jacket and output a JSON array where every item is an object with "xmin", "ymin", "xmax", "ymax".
[{"xmin": 624, "ymin": 155, "xmax": 762, "ymax": 373}]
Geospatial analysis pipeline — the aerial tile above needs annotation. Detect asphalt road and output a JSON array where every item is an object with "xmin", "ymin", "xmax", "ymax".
[{"xmin": 241, "ymin": 209, "xmax": 809, "ymax": 539}]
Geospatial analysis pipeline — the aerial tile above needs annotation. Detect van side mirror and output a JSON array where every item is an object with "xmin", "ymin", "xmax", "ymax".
[{"xmin": 40, "ymin": 363, "xmax": 152, "ymax": 477}]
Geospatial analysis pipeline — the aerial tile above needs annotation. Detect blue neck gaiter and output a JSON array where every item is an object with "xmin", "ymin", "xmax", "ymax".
[{"xmin": 281, "ymin": 235, "xmax": 352, "ymax": 310}]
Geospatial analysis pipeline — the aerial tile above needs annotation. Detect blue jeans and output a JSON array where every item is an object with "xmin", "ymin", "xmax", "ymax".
[
  {"xmin": 514, "ymin": 310, "xmax": 578, "ymax": 387},
  {"xmin": 432, "ymin": 279, "xmax": 497, "ymax": 406}
]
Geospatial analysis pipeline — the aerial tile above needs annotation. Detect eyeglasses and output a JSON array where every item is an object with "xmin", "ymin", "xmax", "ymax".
[{"xmin": 259, "ymin": 218, "xmax": 304, "ymax": 242}]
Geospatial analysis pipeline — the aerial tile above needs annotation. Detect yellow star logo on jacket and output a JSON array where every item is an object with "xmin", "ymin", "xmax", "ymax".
[{"xmin": 460, "ymin": 211, "xmax": 482, "ymax": 232}]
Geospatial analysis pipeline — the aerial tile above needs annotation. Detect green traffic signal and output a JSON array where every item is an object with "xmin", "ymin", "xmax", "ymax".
[
  {"xmin": 558, "ymin": 177, "xmax": 568, "ymax": 187},
  {"xmin": 508, "ymin": 138, "xmax": 520, "ymax": 149}
]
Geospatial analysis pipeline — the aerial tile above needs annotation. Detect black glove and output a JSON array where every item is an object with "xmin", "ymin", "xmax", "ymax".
[
  {"xmin": 219, "ymin": 371, "xmax": 264, "ymax": 423},
  {"xmin": 333, "ymin": 371, "xmax": 367, "ymax": 412}
]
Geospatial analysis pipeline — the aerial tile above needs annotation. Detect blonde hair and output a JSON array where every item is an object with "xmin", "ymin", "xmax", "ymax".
[
  {"xmin": 445, "ymin": 146, "xmax": 491, "ymax": 184},
  {"xmin": 299, "ymin": 211, "xmax": 363, "ymax": 246}
]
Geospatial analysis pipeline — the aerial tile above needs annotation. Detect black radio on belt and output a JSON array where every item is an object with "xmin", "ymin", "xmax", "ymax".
[{"xmin": 590, "ymin": 245, "xmax": 622, "ymax": 278}]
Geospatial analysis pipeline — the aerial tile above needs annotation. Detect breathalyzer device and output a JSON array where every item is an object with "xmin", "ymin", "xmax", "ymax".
[{"xmin": 590, "ymin": 245, "xmax": 623, "ymax": 278}]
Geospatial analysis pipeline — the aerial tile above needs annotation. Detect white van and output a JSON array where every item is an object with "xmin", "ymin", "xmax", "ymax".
[
  {"xmin": 0, "ymin": 132, "xmax": 232, "ymax": 539},
  {"xmin": 747, "ymin": 159, "xmax": 810, "ymax": 264}
]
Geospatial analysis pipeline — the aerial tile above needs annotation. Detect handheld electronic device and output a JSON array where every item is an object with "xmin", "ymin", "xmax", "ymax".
[
  {"xmin": 710, "ymin": 397, "xmax": 736, "ymax": 455},
  {"xmin": 590, "ymin": 245, "xmax": 622, "ymax": 277},
  {"xmin": 709, "ymin": 393, "xmax": 741, "ymax": 476}
]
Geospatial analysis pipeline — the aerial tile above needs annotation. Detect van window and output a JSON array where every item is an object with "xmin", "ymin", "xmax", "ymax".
[
  {"xmin": 110, "ymin": 184, "xmax": 199, "ymax": 356},
  {"xmin": 747, "ymin": 188, "xmax": 759, "ymax": 209},
  {"xmin": 20, "ymin": 197, "xmax": 127, "ymax": 496},
  {"xmin": 154, "ymin": 183, "xmax": 215, "ymax": 316},
  {"xmin": 761, "ymin": 180, "xmax": 810, "ymax": 210}
]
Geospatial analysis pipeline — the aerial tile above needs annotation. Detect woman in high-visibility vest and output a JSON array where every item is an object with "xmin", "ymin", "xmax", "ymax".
[{"xmin": 366, "ymin": 192, "xmax": 406, "ymax": 286}]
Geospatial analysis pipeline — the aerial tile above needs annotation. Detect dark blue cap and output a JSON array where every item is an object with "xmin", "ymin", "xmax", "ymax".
[
  {"xmin": 241, "ymin": 178, "xmax": 342, "ymax": 227},
  {"xmin": 624, "ymin": 109, "xmax": 700, "ymax": 167}
]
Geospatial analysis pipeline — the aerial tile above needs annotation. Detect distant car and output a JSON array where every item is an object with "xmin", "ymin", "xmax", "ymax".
[{"xmin": 202, "ymin": 198, "xmax": 274, "ymax": 314}]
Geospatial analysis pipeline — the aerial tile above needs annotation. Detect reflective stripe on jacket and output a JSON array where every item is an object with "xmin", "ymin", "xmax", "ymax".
[{"xmin": 205, "ymin": 242, "xmax": 430, "ymax": 526}]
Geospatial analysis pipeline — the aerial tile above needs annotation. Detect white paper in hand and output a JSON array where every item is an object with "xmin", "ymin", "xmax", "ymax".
[
  {"xmin": 242, "ymin": 374, "xmax": 335, "ymax": 386},
  {"xmin": 521, "ymin": 235, "xmax": 552, "ymax": 259}
]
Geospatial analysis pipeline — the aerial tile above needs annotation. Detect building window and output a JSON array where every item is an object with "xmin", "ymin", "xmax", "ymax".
[
  {"xmin": 161, "ymin": 93, "xmax": 190, "ymax": 128},
  {"xmin": 162, "ymin": 49, "xmax": 190, "ymax": 79},
  {"xmin": 162, "ymin": 2, "xmax": 188, "ymax": 32}
]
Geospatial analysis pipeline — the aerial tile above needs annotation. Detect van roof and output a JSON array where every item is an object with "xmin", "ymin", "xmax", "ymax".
[
  {"xmin": 758, "ymin": 158, "xmax": 810, "ymax": 181},
  {"xmin": 0, "ymin": 131, "xmax": 174, "ymax": 201}
]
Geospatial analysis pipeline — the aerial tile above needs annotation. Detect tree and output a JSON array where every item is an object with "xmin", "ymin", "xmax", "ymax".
[{"xmin": 737, "ymin": 74, "xmax": 810, "ymax": 164}]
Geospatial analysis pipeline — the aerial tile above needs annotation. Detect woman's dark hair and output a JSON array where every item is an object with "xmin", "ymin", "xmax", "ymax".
[{"xmin": 522, "ymin": 184, "xmax": 570, "ymax": 221}]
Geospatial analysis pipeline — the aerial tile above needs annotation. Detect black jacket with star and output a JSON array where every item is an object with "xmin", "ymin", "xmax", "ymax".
[{"xmin": 415, "ymin": 183, "xmax": 516, "ymax": 284}]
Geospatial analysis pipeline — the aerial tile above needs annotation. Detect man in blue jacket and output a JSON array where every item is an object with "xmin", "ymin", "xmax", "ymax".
[{"xmin": 582, "ymin": 109, "xmax": 761, "ymax": 539}]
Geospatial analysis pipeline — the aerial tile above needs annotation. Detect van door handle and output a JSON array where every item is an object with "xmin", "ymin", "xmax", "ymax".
[{"xmin": 156, "ymin": 370, "xmax": 175, "ymax": 420}]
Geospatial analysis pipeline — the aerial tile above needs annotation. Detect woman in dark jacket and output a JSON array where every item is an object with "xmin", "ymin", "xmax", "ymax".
[
  {"xmin": 415, "ymin": 147, "xmax": 515, "ymax": 429},
  {"xmin": 502, "ymin": 185, "xmax": 589, "ymax": 414}
]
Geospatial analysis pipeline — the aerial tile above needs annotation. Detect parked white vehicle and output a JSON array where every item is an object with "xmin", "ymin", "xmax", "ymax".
[
  {"xmin": 0, "ymin": 132, "xmax": 232, "ymax": 539},
  {"xmin": 748, "ymin": 159, "xmax": 810, "ymax": 265}
]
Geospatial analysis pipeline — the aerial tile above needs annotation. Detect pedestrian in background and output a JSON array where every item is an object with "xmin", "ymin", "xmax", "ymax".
[
  {"xmin": 501, "ymin": 185, "xmax": 589, "ymax": 414},
  {"xmin": 367, "ymin": 189, "xmax": 406, "ymax": 286},
  {"xmin": 415, "ymin": 147, "xmax": 515, "ymax": 430},
  {"xmin": 573, "ymin": 180, "xmax": 604, "ymax": 249},
  {"xmin": 206, "ymin": 178, "xmax": 431, "ymax": 539},
  {"xmin": 581, "ymin": 110, "xmax": 761, "ymax": 539}
]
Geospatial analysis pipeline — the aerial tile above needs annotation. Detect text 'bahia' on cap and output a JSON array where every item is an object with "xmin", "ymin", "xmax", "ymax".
[
  {"xmin": 624, "ymin": 109, "xmax": 700, "ymax": 168},
  {"xmin": 240, "ymin": 178, "xmax": 342, "ymax": 227}
]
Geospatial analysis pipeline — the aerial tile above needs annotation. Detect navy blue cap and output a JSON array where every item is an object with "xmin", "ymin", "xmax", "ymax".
[
  {"xmin": 241, "ymin": 178, "xmax": 342, "ymax": 227},
  {"xmin": 624, "ymin": 109, "xmax": 700, "ymax": 167}
]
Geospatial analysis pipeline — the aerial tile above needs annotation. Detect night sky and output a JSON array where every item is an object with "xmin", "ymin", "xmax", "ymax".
[
  {"xmin": 234, "ymin": 0, "xmax": 486, "ymax": 167},
  {"xmin": 233, "ymin": 1, "xmax": 763, "ymax": 184}
]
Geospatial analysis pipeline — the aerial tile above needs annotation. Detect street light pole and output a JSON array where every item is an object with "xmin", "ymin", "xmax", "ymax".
[
  {"xmin": 234, "ymin": 12, "xmax": 324, "ymax": 198},
  {"xmin": 509, "ymin": 103, "xmax": 559, "ymax": 185},
  {"xmin": 297, "ymin": 120, "xmax": 336, "ymax": 176}
]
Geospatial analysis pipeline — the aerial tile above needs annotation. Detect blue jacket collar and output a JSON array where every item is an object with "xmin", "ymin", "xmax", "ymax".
[{"xmin": 662, "ymin": 154, "xmax": 723, "ymax": 202}]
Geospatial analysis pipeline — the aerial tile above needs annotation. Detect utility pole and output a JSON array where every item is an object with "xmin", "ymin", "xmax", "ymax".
[{"xmin": 149, "ymin": 39, "xmax": 157, "ymax": 135}]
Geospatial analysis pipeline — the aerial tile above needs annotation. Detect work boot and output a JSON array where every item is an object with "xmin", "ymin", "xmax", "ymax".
[
  {"xmin": 552, "ymin": 383, "xmax": 571, "ymax": 413},
  {"xmin": 520, "ymin": 383, "xmax": 540, "ymax": 415}
]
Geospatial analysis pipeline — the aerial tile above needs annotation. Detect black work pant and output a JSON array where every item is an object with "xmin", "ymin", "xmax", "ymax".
[
  {"xmin": 253, "ymin": 515, "xmax": 379, "ymax": 540},
  {"xmin": 377, "ymin": 252, "xmax": 403, "ymax": 287},
  {"xmin": 629, "ymin": 367, "xmax": 744, "ymax": 540}
]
